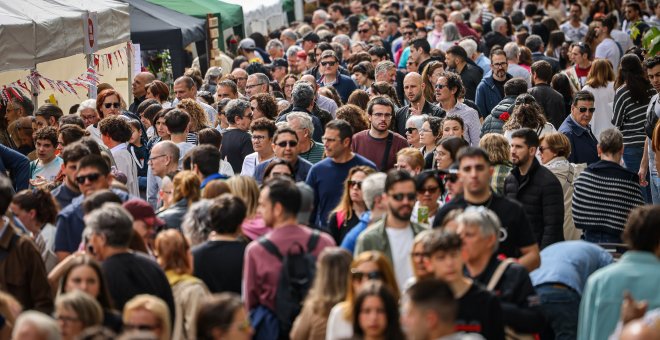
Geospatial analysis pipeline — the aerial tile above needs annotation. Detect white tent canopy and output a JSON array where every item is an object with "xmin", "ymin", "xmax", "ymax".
[
  {"xmin": 222, "ymin": 0, "xmax": 286, "ymax": 35},
  {"xmin": 0, "ymin": 0, "xmax": 130, "ymax": 72}
]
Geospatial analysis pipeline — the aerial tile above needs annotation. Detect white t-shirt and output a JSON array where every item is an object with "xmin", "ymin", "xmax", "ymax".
[
  {"xmin": 385, "ymin": 226, "xmax": 415, "ymax": 291},
  {"xmin": 595, "ymin": 38, "xmax": 621, "ymax": 71},
  {"xmin": 326, "ymin": 303, "xmax": 352, "ymax": 340},
  {"xmin": 30, "ymin": 156, "xmax": 63, "ymax": 182},
  {"xmin": 176, "ymin": 141, "xmax": 196, "ymax": 168}
]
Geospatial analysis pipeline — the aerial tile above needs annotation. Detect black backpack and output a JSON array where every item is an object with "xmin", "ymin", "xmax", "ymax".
[{"xmin": 258, "ymin": 230, "xmax": 321, "ymax": 338}]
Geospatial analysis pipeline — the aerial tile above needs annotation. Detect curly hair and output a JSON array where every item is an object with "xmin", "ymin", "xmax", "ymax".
[
  {"xmin": 347, "ymin": 90, "xmax": 370, "ymax": 110},
  {"xmin": 336, "ymin": 104, "xmax": 370, "ymax": 133},
  {"xmin": 176, "ymin": 98, "xmax": 210, "ymax": 132},
  {"xmin": 172, "ymin": 170, "xmax": 201, "ymax": 206},
  {"xmin": 503, "ymin": 99, "xmax": 547, "ymax": 131},
  {"xmin": 34, "ymin": 126, "xmax": 58, "ymax": 146},
  {"xmin": 370, "ymin": 81, "xmax": 401, "ymax": 107},
  {"xmin": 479, "ymin": 133, "xmax": 511, "ymax": 165},
  {"xmin": 98, "ymin": 116, "xmax": 132, "ymax": 143},
  {"xmin": 250, "ymin": 93, "xmax": 278, "ymax": 120}
]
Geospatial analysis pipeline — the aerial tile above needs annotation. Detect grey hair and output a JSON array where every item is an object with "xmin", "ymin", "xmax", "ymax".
[
  {"xmin": 332, "ymin": 34, "xmax": 352, "ymax": 49},
  {"xmin": 443, "ymin": 22, "xmax": 461, "ymax": 42},
  {"xmin": 182, "ymin": 199, "xmax": 214, "ymax": 246},
  {"xmin": 77, "ymin": 99, "xmax": 97, "ymax": 114},
  {"xmin": 362, "ymin": 172, "xmax": 387, "ymax": 210},
  {"xmin": 406, "ymin": 114, "xmax": 428, "ymax": 131},
  {"xmin": 598, "ymin": 128, "xmax": 624, "ymax": 154},
  {"xmin": 491, "ymin": 17, "xmax": 507, "ymax": 32},
  {"xmin": 204, "ymin": 67, "xmax": 223, "ymax": 82},
  {"xmin": 55, "ymin": 291, "xmax": 104, "ymax": 328},
  {"xmin": 314, "ymin": 9, "xmax": 329, "ymax": 21},
  {"xmin": 266, "ymin": 39, "xmax": 284, "ymax": 51},
  {"xmin": 286, "ymin": 45, "xmax": 303, "ymax": 59},
  {"xmin": 281, "ymin": 29, "xmax": 298, "ymax": 41},
  {"xmin": 525, "ymin": 35, "xmax": 544, "ymax": 53},
  {"xmin": 292, "ymin": 82, "xmax": 315, "ymax": 108},
  {"xmin": 224, "ymin": 99, "xmax": 251, "ymax": 124},
  {"xmin": 287, "ymin": 111, "xmax": 315, "ymax": 136},
  {"xmin": 456, "ymin": 207, "xmax": 502, "ymax": 253},
  {"xmin": 503, "ymin": 42, "xmax": 520, "ymax": 61},
  {"xmin": 449, "ymin": 11, "xmax": 463, "ymax": 22},
  {"xmin": 375, "ymin": 60, "xmax": 396, "ymax": 76},
  {"xmin": 13, "ymin": 311, "xmax": 62, "ymax": 340},
  {"xmin": 458, "ymin": 39, "xmax": 477, "ymax": 57},
  {"xmin": 84, "ymin": 203, "xmax": 134, "ymax": 248},
  {"xmin": 351, "ymin": 41, "xmax": 368, "ymax": 50},
  {"xmin": 249, "ymin": 73, "xmax": 270, "ymax": 86}
]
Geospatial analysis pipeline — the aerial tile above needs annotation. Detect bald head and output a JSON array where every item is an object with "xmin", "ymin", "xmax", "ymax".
[
  {"xmin": 151, "ymin": 141, "xmax": 180, "ymax": 176},
  {"xmin": 300, "ymin": 74, "xmax": 318, "ymax": 91},
  {"xmin": 132, "ymin": 72, "xmax": 156, "ymax": 98},
  {"xmin": 403, "ymin": 72, "xmax": 425, "ymax": 104}
]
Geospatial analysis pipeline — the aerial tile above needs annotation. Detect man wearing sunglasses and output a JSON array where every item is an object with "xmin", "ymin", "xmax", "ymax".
[
  {"xmin": 318, "ymin": 50, "xmax": 357, "ymax": 104},
  {"xmin": 54, "ymin": 155, "xmax": 131, "ymax": 262},
  {"xmin": 254, "ymin": 127, "xmax": 312, "ymax": 184},
  {"xmin": 558, "ymin": 91, "xmax": 600, "ymax": 165},
  {"xmin": 355, "ymin": 170, "xmax": 427, "ymax": 290}
]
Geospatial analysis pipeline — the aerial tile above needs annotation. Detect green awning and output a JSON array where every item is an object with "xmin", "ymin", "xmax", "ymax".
[{"xmin": 146, "ymin": 0, "xmax": 244, "ymax": 35}]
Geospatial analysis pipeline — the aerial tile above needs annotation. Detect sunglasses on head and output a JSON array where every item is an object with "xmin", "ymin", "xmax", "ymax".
[
  {"xmin": 351, "ymin": 269, "xmax": 383, "ymax": 281},
  {"xmin": 390, "ymin": 192, "xmax": 416, "ymax": 201},
  {"xmin": 321, "ymin": 61, "xmax": 337, "ymax": 67},
  {"xmin": 76, "ymin": 173, "xmax": 102, "ymax": 184},
  {"xmin": 104, "ymin": 102, "xmax": 121, "ymax": 109},
  {"xmin": 276, "ymin": 140, "xmax": 298, "ymax": 148},
  {"xmin": 577, "ymin": 106, "xmax": 596, "ymax": 113}
]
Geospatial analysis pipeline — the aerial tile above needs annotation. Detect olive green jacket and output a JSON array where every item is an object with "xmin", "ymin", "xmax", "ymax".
[{"xmin": 354, "ymin": 216, "xmax": 427, "ymax": 264}]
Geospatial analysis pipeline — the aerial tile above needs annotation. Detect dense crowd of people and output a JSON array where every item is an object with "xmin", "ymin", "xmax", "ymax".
[{"xmin": 2, "ymin": 0, "xmax": 660, "ymax": 338}]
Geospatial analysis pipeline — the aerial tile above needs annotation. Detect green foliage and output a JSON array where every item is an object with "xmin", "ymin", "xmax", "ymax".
[{"xmin": 642, "ymin": 26, "xmax": 660, "ymax": 57}]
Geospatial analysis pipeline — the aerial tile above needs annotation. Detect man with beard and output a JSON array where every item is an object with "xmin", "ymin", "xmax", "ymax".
[
  {"xmin": 394, "ymin": 73, "xmax": 445, "ymax": 136},
  {"xmin": 352, "ymin": 96, "xmax": 409, "ymax": 171},
  {"xmin": 355, "ymin": 169, "xmax": 427, "ymax": 289},
  {"xmin": 560, "ymin": 3, "xmax": 589, "ymax": 43},
  {"xmin": 476, "ymin": 49, "xmax": 512, "ymax": 119},
  {"xmin": 504, "ymin": 128, "xmax": 564, "ymax": 249}
]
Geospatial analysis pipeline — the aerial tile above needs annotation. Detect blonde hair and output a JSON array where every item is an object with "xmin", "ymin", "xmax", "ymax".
[
  {"xmin": 177, "ymin": 98, "xmax": 210, "ymax": 132},
  {"xmin": 123, "ymin": 295, "xmax": 172, "ymax": 340},
  {"xmin": 585, "ymin": 59, "xmax": 615, "ymax": 89},
  {"xmin": 55, "ymin": 291, "xmax": 103, "ymax": 328},
  {"xmin": 343, "ymin": 251, "xmax": 399, "ymax": 320},
  {"xmin": 173, "ymin": 170, "xmax": 201, "ymax": 205},
  {"xmin": 154, "ymin": 229, "xmax": 192, "ymax": 275},
  {"xmin": 539, "ymin": 132, "xmax": 571, "ymax": 157},
  {"xmin": 479, "ymin": 133, "xmax": 511, "ymax": 165},
  {"xmin": 226, "ymin": 176, "xmax": 260, "ymax": 217},
  {"xmin": 201, "ymin": 179, "xmax": 231, "ymax": 199},
  {"xmin": 397, "ymin": 147, "xmax": 425, "ymax": 170},
  {"xmin": 304, "ymin": 248, "xmax": 353, "ymax": 315}
]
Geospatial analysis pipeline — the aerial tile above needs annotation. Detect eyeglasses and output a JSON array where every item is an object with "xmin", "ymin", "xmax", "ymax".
[
  {"xmin": 245, "ymin": 83, "xmax": 265, "ymax": 90},
  {"xmin": 418, "ymin": 186, "xmax": 440, "ymax": 194},
  {"xmin": 539, "ymin": 146, "xmax": 549, "ymax": 153},
  {"xmin": 321, "ymin": 61, "xmax": 337, "ymax": 67},
  {"xmin": 492, "ymin": 62, "xmax": 507, "ymax": 68},
  {"xmin": 104, "ymin": 102, "xmax": 121, "ymax": 109},
  {"xmin": 352, "ymin": 269, "xmax": 383, "ymax": 281},
  {"xmin": 411, "ymin": 251, "xmax": 429, "ymax": 259},
  {"xmin": 75, "ymin": 173, "xmax": 102, "ymax": 184},
  {"xmin": 577, "ymin": 106, "xmax": 596, "ymax": 113},
  {"xmin": 358, "ymin": 29, "xmax": 370, "ymax": 34},
  {"xmin": 405, "ymin": 127, "xmax": 417, "ymax": 134},
  {"xmin": 124, "ymin": 323, "xmax": 159, "ymax": 332},
  {"xmin": 348, "ymin": 180, "xmax": 362, "ymax": 189},
  {"xmin": 276, "ymin": 140, "xmax": 298, "ymax": 148},
  {"xmin": 407, "ymin": 61, "xmax": 417, "ymax": 66},
  {"xmin": 252, "ymin": 135, "xmax": 266, "ymax": 141},
  {"xmin": 370, "ymin": 112, "xmax": 393, "ymax": 118},
  {"xmin": 435, "ymin": 84, "xmax": 447, "ymax": 89},
  {"xmin": 149, "ymin": 154, "xmax": 167, "ymax": 163},
  {"xmin": 390, "ymin": 192, "xmax": 417, "ymax": 201}
]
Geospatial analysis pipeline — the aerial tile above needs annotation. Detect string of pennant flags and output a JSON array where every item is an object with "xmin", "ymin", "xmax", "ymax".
[{"xmin": 92, "ymin": 42, "xmax": 133, "ymax": 71}]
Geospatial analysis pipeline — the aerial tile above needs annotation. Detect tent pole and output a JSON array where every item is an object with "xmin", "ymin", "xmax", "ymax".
[
  {"xmin": 86, "ymin": 54, "xmax": 97, "ymax": 99},
  {"xmin": 127, "ymin": 41, "xmax": 133, "ymax": 101}
]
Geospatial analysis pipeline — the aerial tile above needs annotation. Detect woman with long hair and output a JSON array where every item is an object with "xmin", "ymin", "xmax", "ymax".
[
  {"xmin": 226, "ymin": 176, "xmax": 269, "ymax": 240},
  {"xmin": 10, "ymin": 188, "xmax": 59, "ymax": 272},
  {"xmin": 154, "ymin": 229, "xmax": 210, "ymax": 340},
  {"xmin": 434, "ymin": 136, "xmax": 469, "ymax": 171},
  {"xmin": 545, "ymin": 30, "xmax": 566, "ymax": 61},
  {"xmin": 582, "ymin": 59, "xmax": 616, "ymax": 138},
  {"xmin": 291, "ymin": 248, "xmax": 353, "ymax": 340},
  {"xmin": 176, "ymin": 98, "xmax": 211, "ymax": 133},
  {"xmin": 280, "ymin": 74, "xmax": 298, "ymax": 102},
  {"xmin": 326, "ymin": 251, "xmax": 400, "ymax": 340},
  {"xmin": 351, "ymin": 282, "xmax": 405, "ymax": 340},
  {"xmin": 347, "ymin": 90, "xmax": 371, "ymax": 111},
  {"xmin": 328, "ymin": 166, "xmax": 377, "ymax": 245},
  {"xmin": 157, "ymin": 170, "xmax": 201, "ymax": 230},
  {"xmin": 336, "ymin": 104, "xmax": 370, "ymax": 133},
  {"xmin": 437, "ymin": 23, "xmax": 461, "ymax": 52},
  {"xmin": 613, "ymin": 54, "xmax": 655, "ymax": 201},
  {"xmin": 480, "ymin": 133, "xmax": 513, "ymax": 194},
  {"xmin": 503, "ymin": 94, "xmax": 556, "ymax": 140},
  {"xmin": 421, "ymin": 61, "xmax": 445, "ymax": 103},
  {"xmin": 370, "ymin": 82, "xmax": 400, "ymax": 107},
  {"xmin": 551, "ymin": 73, "xmax": 574, "ymax": 119},
  {"xmin": 539, "ymin": 132, "xmax": 584, "ymax": 240}
]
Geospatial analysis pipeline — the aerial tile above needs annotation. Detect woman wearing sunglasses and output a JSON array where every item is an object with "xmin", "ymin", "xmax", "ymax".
[
  {"xmin": 411, "ymin": 171, "xmax": 443, "ymax": 226},
  {"xmin": 326, "ymin": 251, "xmax": 399, "ymax": 340},
  {"xmin": 327, "ymin": 166, "xmax": 376, "ymax": 245}
]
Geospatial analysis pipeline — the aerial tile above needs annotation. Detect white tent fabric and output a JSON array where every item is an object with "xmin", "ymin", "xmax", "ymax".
[
  {"xmin": 0, "ymin": 0, "xmax": 130, "ymax": 72},
  {"xmin": 221, "ymin": 0, "xmax": 286, "ymax": 35}
]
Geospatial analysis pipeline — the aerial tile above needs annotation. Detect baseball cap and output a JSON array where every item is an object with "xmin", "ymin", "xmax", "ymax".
[
  {"xmin": 238, "ymin": 38, "xmax": 257, "ymax": 51},
  {"xmin": 302, "ymin": 32, "xmax": 320, "ymax": 43},
  {"xmin": 122, "ymin": 199, "xmax": 165, "ymax": 227},
  {"xmin": 268, "ymin": 58, "xmax": 288, "ymax": 69}
]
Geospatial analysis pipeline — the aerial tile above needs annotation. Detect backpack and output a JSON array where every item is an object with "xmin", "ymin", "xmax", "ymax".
[{"xmin": 258, "ymin": 230, "xmax": 321, "ymax": 338}]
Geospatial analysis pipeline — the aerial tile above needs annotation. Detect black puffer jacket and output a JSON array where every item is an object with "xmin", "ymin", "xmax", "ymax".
[
  {"xmin": 481, "ymin": 96, "xmax": 516, "ymax": 137},
  {"xmin": 503, "ymin": 158, "xmax": 565, "ymax": 249}
]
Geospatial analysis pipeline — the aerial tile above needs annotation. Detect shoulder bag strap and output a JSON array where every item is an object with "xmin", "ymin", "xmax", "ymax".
[
  {"xmin": 486, "ymin": 258, "xmax": 515, "ymax": 291},
  {"xmin": 306, "ymin": 229, "xmax": 321, "ymax": 254},
  {"xmin": 381, "ymin": 132, "xmax": 394, "ymax": 171},
  {"xmin": 258, "ymin": 237, "xmax": 283, "ymax": 261}
]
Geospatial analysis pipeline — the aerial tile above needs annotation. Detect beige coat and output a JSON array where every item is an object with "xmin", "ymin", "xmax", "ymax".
[
  {"xmin": 544, "ymin": 157, "xmax": 585, "ymax": 240},
  {"xmin": 290, "ymin": 302, "xmax": 331, "ymax": 340},
  {"xmin": 167, "ymin": 271, "xmax": 210, "ymax": 340}
]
